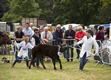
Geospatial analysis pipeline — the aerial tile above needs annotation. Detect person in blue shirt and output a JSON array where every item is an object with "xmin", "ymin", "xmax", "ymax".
[
  {"xmin": 64, "ymin": 25, "xmax": 76, "ymax": 62},
  {"xmin": 23, "ymin": 23, "xmax": 33, "ymax": 60}
]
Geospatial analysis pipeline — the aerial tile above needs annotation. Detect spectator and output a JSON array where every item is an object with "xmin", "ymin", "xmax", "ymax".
[
  {"xmin": 29, "ymin": 23, "xmax": 34, "ymax": 35},
  {"xmin": 41, "ymin": 27, "xmax": 53, "ymax": 44},
  {"xmin": 89, "ymin": 27, "xmax": 94, "ymax": 37},
  {"xmin": 75, "ymin": 26, "xmax": 86, "ymax": 61},
  {"xmin": 96, "ymin": 26, "xmax": 104, "ymax": 46},
  {"xmin": 23, "ymin": 23, "xmax": 33, "ymax": 60},
  {"xmin": 64, "ymin": 25, "xmax": 76, "ymax": 62},
  {"xmin": 41, "ymin": 27, "xmax": 53, "ymax": 62},
  {"xmin": 53, "ymin": 24, "xmax": 67, "ymax": 58},
  {"xmin": 31, "ymin": 29, "xmax": 41, "ymax": 68},
  {"xmin": 14, "ymin": 26, "xmax": 24, "ymax": 60},
  {"xmin": 81, "ymin": 24, "xmax": 86, "ymax": 33}
]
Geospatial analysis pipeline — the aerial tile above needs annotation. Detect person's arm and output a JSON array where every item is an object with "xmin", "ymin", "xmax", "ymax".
[
  {"xmin": 28, "ymin": 43, "xmax": 34, "ymax": 49},
  {"xmin": 93, "ymin": 39, "xmax": 99, "ymax": 55},
  {"xmin": 75, "ymin": 32, "xmax": 79, "ymax": 40},
  {"xmin": 31, "ymin": 38, "xmax": 35, "ymax": 46},
  {"xmin": 76, "ymin": 36, "xmax": 84, "ymax": 45}
]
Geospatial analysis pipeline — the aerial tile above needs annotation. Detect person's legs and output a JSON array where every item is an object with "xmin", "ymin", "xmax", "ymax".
[
  {"xmin": 14, "ymin": 46, "xmax": 17, "ymax": 59},
  {"xmin": 67, "ymin": 48, "xmax": 69, "ymax": 62},
  {"xmin": 76, "ymin": 45, "xmax": 80, "ymax": 59},
  {"xmin": 11, "ymin": 56, "xmax": 19, "ymax": 67},
  {"xmin": 79, "ymin": 57, "xmax": 84, "ymax": 70},
  {"xmin": 28, "ymin": 49, "xmax": 31, "ymax": 60},
  {"xmin": 71, "ymin": 48, "xmax": 74, "ymax": 61},
  {"xmin": 79, "ymin": 53, "xmax": 86, "ymax": 71},
  {"xmin": 36, "ymin": 56, "xmax": 40, "ymax": 67},
  {"xmin": 82, "ymin": 53, "xmax": 88, "ymax": 69},
  {"xmin": 24, "ymin": 56, "xmax": 29, "ymax": 67},
  {"xmin": 18, "ymin": 46, "xmax": 22, "ymax": 62}
]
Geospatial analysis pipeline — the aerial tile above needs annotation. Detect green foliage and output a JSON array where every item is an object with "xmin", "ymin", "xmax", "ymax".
[
  {"xmin": 53, "ymin": 0, "xmax": 102, "ymax": 25},
  {"xmin": 1, "ymin": 0, "xmax": 53, "ymax": 23},
  {"xmin": 96, "ymin": 5, "xmax": 111, "ymax": 24}
]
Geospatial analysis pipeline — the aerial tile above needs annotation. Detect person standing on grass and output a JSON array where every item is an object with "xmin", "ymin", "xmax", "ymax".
[
  {"xmin": 64, "ymin": 25, "xmax": 75, "ymax": 62},
  {"xmin": 14, "ymin": 26, "xmax": 24, "ymax": 61},
  {"xmin": 23, "ymin": 23, "xmax": 33, "ymax": 60},
  {"xmin": 75, "ymin": 30, "xmax": 98, "ymax": 71},
  {"xmin": 75, "ymin": 26, "xmax": 86, "ymax": 61},
  {"xmin": 11, "ymin": 37, "xmax": 34, "ymax": 68},
  {"xmin": 31, "ymin": 28, "xmax": 41, "ymax": 68}
]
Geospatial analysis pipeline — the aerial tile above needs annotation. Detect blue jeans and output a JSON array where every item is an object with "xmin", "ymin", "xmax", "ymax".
[
  {"xmin": 28, "ymin": 49, "xmax": 31, "ymax": 60},
  {"xmin": 79, "ymin": 53, "xmax": 88, "ymax": 70},
  {"xmin": 67, "ymin": 48, "xmax": 73, "ymax": 61},
  {"xmin": 13, "ymin": 56, "xmax": 29, "ymax": 66},
  {"xmin": 34, "ymin": 56, "xmax": 39, "ymax": 66},
  {"xmin": 76, "ymin": 44, "xmax": 81, "ymax": 59},
  {"xmin": 14, "ymin": 46, "xmax": 22, "ymax": 60}
]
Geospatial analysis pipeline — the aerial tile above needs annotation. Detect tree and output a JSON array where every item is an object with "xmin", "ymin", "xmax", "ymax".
[
  {"xmin": 1, "ymin": 0, "xmax": 42, "ymax": 22},
  {"xmin": 35, "ymin": 0, "xmax": 54, "ymax": 23},
  {"xmin": 53, "ymin": 0, "xmax": 102, "ymax": 25},
  {"xmin": 0, "ymin": 0, "xmax": 9, "ymax": 19}
]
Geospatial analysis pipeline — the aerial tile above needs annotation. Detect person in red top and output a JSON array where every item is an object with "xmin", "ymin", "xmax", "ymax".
[{"xmin": 75, "ymin": 26, "xmax": 86, "ymax": 60}]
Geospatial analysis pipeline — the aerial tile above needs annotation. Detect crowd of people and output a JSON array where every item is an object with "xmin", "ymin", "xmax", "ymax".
[{"xmin": 10, "ymin": 22, "xmax": 111, "ymax": 71}]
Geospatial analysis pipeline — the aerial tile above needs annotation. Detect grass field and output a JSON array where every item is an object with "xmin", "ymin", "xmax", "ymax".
[{"xmin": 0, "ymin": 49, "xmax": 111, "ymax": 80}]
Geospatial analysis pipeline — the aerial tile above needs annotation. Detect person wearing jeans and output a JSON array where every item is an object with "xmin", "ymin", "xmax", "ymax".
[
  {"xmin": 23, "ymin": 23, "xmax": 33, "ymax": 60},
  {"xmin": 31, "ymin": 28, "xmax": 41, "ymax": 68},
  {"xmin": 11, "ymin": 37, "xmax": 34, "ymax": 68},
  {"xmin": 64, "ymin": 25, "xmax": 75, "ymax": 62},
  {"xmin": 79, "ymin": 52, "xmax": 88, "ymax": 70},
  {"xmin": 75, "ymin": 30, "xmax": 98, "ymax": 71}
]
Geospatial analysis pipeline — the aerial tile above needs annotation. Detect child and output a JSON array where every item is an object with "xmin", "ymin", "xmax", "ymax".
[
  {"xmin": 75, "ymin": 30, "xmax": 99, "ymax": 71},
  {"xmin": 11, "ymin": 37, "xmax": 34, "ymax": 68}
]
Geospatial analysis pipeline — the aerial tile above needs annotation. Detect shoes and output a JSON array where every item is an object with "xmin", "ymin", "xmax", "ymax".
[
  {"xmin": 11, "ymin": 65, "xmax": 14, "ymax": 68},
  {"xmin": 37, "ymin": 65, "xmax": 40, "ymax": 68},
  {"xmin": 27, "ymin": 66, "xmax": 29, "ymax": 68}
]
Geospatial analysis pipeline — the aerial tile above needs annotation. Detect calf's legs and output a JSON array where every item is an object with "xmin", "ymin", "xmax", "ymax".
[
  {"xmin": 29, "ymin": 56, "xmax": 35, "ymax": 69},
  {"xmin": 39, "ymin": 56, "xmax": 46, "ymax": 69}
]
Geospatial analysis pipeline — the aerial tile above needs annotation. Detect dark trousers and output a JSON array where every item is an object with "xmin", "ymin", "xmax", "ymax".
[
  {"xmin": 28, "ymin": 49, "xmax": 31, "ymax": 60},
  {"xmin": 76, "ymin": 44, "xmax": 82, "ymax": 59},
  {"xmin": 14, "ymin": 46, "xmax": 22, "ymax": 62},
  {"xmin": 79, "ymin": 53, "xmax": 88, "ymax": 70},
  {"xmin": 34, "ymin": 56, "xmax": 39, "ymax": 66},
  {"xmin": 13, "ymin": 56, "xmax": 28, "ymax": 66},
  {"xmin": 67, "ymin": 48, "xmax": 73, "ymax": 61}
]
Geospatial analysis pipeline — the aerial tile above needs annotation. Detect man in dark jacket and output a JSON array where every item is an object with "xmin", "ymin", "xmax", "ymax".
[
  {"xmin": 53, "ymin": 24, "xmax": 63, "ymax": 45},
  {"xmin": 64, "ymin": 25, "xmax": 75, "ymax": 62},
  {"xmin": 31, "ymin": 28, "xmax": 41, "ymax": 68},
  {"xmin": 53, "ymin": 24, "xmax": 68, "ymax": 59}
]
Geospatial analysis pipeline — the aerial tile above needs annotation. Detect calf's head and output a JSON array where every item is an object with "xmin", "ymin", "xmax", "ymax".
[{"xmin": 1, "ymin": 33, "xmax": 12, "ymax": 44}]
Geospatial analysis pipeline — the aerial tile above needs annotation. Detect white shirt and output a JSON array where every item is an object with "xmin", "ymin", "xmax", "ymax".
[
  {"xmin": 41, "ymin": 31, "xmax": 52, "ymax": 40},
  {"xmin": 77, "ymin": 36, "xmax": 99, "ymax": 58},
  {"xmin": 15, "ymin": 41, "xmax": 34, "ymax": 58}
]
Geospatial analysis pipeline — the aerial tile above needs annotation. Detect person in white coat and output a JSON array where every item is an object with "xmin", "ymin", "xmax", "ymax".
[
  {"xmin": 11, "ymin": 37, "xmax": 34, "ymax": 68},
  {"xmin": 75, "ymin": 30, "xmax": 99, "ymax": 71}
]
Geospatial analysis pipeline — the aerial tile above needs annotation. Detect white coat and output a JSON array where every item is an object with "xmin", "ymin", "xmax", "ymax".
[
  {"xmin": 77, "ymin": 36, "xmax": 99, "ymax": 58},
  {"xmin": 14, "ymin": 41, "xmax": 34, "ymax": 58}
]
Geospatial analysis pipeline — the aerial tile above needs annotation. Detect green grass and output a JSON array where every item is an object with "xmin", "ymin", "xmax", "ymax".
[{"xmin": 0, "ymin": 49, "xmax": 111, "ymax": 80}]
